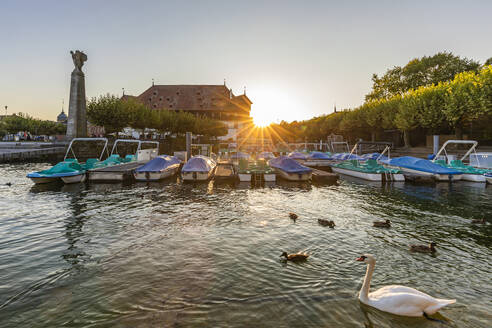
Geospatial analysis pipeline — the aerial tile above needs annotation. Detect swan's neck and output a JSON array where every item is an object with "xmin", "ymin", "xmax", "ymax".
[{"xmin": 359, "ymin": 262, "xmax": 374, "ymax": 302}]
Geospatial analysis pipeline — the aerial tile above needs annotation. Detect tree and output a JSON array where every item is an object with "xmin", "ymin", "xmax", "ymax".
[
  {"xmin": 443, "ymin": 71, "xmax": 483, "ymax": 139},
  {"xmin": 87, "ymin": 94, "xmax": 130, "ymax": 136},
  {"xmin": 366, "ymin": 52, "xmax": 480, "ymax": 101}
]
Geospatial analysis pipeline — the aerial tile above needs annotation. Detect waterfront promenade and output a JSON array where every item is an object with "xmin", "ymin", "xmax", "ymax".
[{"xmin": 0, "ymin": 142, "xmax": 65, "ymax": 162}]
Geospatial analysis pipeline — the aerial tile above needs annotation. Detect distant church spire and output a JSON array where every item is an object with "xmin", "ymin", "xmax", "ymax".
[
  {"xmin": 62, "ymin": 99, "xmax": 65, "ymax": 113},
  {"xmin": 334, "ymin": 102, "xmax": 337, "ymax": 113}
]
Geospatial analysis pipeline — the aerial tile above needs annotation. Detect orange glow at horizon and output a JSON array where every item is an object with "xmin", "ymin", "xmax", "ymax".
[{"xmin": 249, "ymin": 86, "xmax": 303, "ymax": 128}]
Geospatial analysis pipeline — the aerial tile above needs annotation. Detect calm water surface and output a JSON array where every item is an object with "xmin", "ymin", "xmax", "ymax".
[{"xmin": 0, "ymin": 163, "xmax": 491, "ymax": 327}]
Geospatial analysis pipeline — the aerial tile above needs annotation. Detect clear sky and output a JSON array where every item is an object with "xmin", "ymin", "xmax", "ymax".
[{"xmin": 1, "ymin": 0, "xmax": 491, "ymax": 124}]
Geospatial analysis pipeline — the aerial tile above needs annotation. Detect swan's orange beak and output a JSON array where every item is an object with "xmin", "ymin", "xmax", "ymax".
[{"xmin": 356, "ymin": 257, "xmax": 364, "ymax": 261}]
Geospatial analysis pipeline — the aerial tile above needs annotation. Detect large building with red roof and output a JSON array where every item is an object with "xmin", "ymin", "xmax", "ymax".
[{"xmin": 124, "ymin": 83, "xmax": 252, "ymax": 141}]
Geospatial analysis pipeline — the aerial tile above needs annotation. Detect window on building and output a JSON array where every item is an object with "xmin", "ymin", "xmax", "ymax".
[
  {"xmin": 167, "ymin": 97, "xmax": 170, "ymax": 101},
  {"xmin": 169, "ymin": 104, "xmax": 173, "ymax": 108},
  {"xmin": 153, "ymin": 104, "xmax": 157, "ymax": 108},
  {"xmin": 153, "ymin": 91, "xmax": 157, "ymax": 96}
]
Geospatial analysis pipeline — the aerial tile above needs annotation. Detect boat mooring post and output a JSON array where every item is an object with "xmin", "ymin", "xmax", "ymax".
[
  {"xmin": 186, "ymin": 132, "xmax": 192, "ymax": 161},
  {"xmin": 433, "ymin": 135, "xmax": 439, "ymax": 155}
]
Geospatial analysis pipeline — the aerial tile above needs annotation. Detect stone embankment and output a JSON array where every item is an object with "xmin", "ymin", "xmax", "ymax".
[{"xmin": 0, "ymin": 142, "xmax": 66, "ymax": 163}]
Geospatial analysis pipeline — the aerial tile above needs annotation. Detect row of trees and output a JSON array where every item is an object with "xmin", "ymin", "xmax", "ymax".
[
  {"xmin": 271, "ymin": 53, "xmax": 492, "ymax": 148},
  {"xmin": 0, "ymin": 113, "xmax": 66, "ymax": 137},
  {"xmin": 87, "ymin": 95, "xmax": 229, "ymax": 138}
]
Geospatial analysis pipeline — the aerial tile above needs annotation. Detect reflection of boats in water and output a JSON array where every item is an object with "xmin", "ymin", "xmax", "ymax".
[{"xmin": 274, "ymin": 179, "xmax": 312, "ymax": 191}]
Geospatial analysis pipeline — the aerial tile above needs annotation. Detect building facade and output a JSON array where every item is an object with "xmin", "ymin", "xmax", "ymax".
[{"xmin": 126, "ymin": 84, "xmax": 252, "ymax": 141}]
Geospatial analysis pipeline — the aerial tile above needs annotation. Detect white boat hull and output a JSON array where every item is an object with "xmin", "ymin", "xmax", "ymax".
[
  {"xmin": 274, "ymin": 168, "xmax": 311, "ymax": 181},
  {"xmin": 61, "ymin": 173, "xmax": 86, "ymax": 184},
  {"xmin": 182, "ymin": 169, "xmax": 214, "ymax": 181},
  {"xmin": 486, "ymin": 176, "xmax": 492, "ymax": 184},
  {"xmin": 29, "ymin": 177, "xmax": 60, "ymax": 184},
  {"xmin": 460, "ymin": 173, "xmax": 486, "ymax": 182},
  {"xmin": 385, "ymin": 166, "xmax": 462, "ymax": 182},
  {"xmin": 331, "ymin": 167, "xmax": 405, "ymax": 182},
  {"xmin": 134, "ymin": 166, "xmax": 179, "ymax": 181},
  {"xmin": 263, "ymin": 173, "xmax": 276, "ymax": 182},
  {"xmin": 238, "ymin": 173, "xmax": 252, "ymax": 182}
]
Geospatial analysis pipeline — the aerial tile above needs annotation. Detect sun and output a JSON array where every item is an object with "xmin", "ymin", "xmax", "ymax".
[
  {"xmin": 252, "ymin": 113, "xmax": 274, "ymax": 127},
  {"xmin": 248, "ymin": 85, "xmax": 301, "ymax": 128}
]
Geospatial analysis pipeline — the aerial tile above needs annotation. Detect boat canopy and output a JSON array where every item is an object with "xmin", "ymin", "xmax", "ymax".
[
  {"xmin": 361, "ymin": 153, "xmax": 388, "ymax": 161},
  {"xmin": 268, "ymin": 156, "xmax": 312, "ymax": 174},
  {"xmin": 288, "ymin": 151, "xmax": 308, "ymax": 160},
  {"xmin": 307, "ymin": 151, "xmax": 333, "ymax": 160},
  {"xmin": 182, "ymin": 155, "xmax": 216, "ymax": 173},
  {"xmin": 27, "ymin": 161, "xmax": 82, "ymax": 178},
  {"xmin": 381, "ymin": 156, "xmax": 462, "ymax": 174},
  {"xmin": 135, "ymin": 155, "xmax": 180, "ymax": 173}
]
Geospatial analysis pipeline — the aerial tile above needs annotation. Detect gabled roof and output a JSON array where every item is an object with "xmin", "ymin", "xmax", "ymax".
[{"xmin": 133, "ymin": 84, "xmax": 251, "ymax": 113}]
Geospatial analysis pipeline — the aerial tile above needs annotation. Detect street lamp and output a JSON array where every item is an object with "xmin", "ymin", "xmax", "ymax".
[{"xmin": 4, "ymin": 105, "xmax": 7, "ymax": 116}]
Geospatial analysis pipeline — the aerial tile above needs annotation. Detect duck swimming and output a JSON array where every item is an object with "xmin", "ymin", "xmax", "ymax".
[
  {"xmin": 471, "ymin": 218, "xmax": 486, "ymax": 224},
  {"xmin": 289, "ymin": 212, "xmax": 298, "ymax": 221},
  {"xmin": 373, "ymin": 219, "xmax": 391, "ymax": 228},
  {"xmin": 410, "ymin": 242, "xmax": 437, "ymax": 253},
  {"xmin": 280, "ymin": 251, "xmax": 309, "ymax": 261},
  {"xmin": 318, "ymin": 219, "xmax": 335, "ymax": 228},
  {"xmin": 356, "ymin": 254, "xmax": 455, "ymax": 317}
]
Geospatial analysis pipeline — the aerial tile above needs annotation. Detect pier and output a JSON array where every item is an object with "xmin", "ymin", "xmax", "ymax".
[{"xmin": 0, "ymin": 142, "xmax": 65, "ymax": 162}]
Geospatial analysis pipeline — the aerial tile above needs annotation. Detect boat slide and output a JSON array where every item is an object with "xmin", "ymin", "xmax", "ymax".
[
  {"xmin": 27, "ymin": 138, "xmax": 109, "ymax": 184},
  {"xmin": 432, "ymin": 140, "xmax": 489, "ymax": 182}
]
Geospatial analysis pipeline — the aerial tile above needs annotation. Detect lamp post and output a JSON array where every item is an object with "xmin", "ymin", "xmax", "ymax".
[{"xmin": 4, "ymin": 105, "xmax": 7, "ymax": 116}]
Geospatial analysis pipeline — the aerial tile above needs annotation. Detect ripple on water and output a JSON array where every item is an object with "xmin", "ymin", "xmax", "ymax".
[{"xmin": 0, "ymin": 163, "xmax": 491, "ymax": 327}]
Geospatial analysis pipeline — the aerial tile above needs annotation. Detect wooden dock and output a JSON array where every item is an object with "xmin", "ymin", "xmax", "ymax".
[
  {"xmin": 311, "ymin": 168, "xmax": 339, "ymax": 183},
  {"xmin": 88, "ymin": 161, "xmax": 146, "ymax": 182}
]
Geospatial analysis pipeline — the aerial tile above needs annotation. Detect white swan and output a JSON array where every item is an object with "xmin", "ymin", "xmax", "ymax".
[{"xmin": 356, "ymin": 254, "xmax": 456, "ymax": 317}]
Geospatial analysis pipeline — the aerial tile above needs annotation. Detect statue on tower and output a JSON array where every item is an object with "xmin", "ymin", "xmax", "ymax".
[
  {"xmin": 66, "ymin": 50, "xmax": 88, "ymax": 138},
  {"xmin": 70, "ymin": 50, "xmax": 87, "ymax": 72}
]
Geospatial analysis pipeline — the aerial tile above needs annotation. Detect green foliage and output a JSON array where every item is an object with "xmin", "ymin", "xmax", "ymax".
[
  {"xmin": 442, "ymin": 70, "xmax": 483, "ymax": 134},
  {"xmin": 87, "ymin": 94, "xmax": 130, "ymax": 134},
  {"xmin": 366, "ymin": 52, "xmax": 480, "ymax": 101},
  {"xmin": 273, "ymin": 65, "xmax": 492, "ymax": 147},
  {"xmin": 88, "ymin": 94, "xmax": 228, "ymax": 138},
  {"xmin": 1, "ymin": 112, "xmax": 66, "ymax": 136}
]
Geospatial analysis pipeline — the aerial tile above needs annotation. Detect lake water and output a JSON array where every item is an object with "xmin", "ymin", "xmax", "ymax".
[{"xmin": 0, "ymin": 163, "xmax": 491, "ymax": 327}]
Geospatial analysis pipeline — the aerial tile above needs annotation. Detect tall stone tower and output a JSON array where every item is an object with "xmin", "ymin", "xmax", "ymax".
[{"xmin": 66, "ymin": 50, "xmax": 88, "ymax": 138}]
